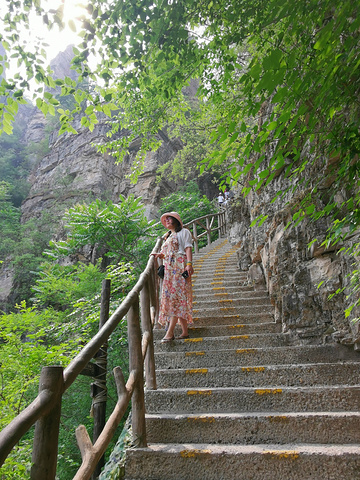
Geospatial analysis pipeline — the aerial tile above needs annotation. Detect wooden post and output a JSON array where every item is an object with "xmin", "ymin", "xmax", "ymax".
[
  {"xmin": 31, "ymin": 366, "xmax": 64, "ymax": 480},
  {"xmin": 91, "ymin": 279, "xmax": 110, "ymax": 480},
  {"xmin": 127, "ymin": 298, "xmax": 147, "ymax": 447},
  {"xmin": 223, "ymin": 210, "xmax": 226, "ymax": 235},
  {"xmin": 218, "ymin": 213, "xmax": 222, "ymax": 238},
  {"xmin": 206, "ymin": 216, "xmax": 211, "ymax": 246},
  {"xmin": 140, "ymin": 281, "xmax": 157, "ymax": 390},
  {"xmin": 148, "ymin": 264, "xmax": 158, "ymax": 327},
  {"xmin": 193, "ymin": 222, "xmax": 199, "ymax": 253}
]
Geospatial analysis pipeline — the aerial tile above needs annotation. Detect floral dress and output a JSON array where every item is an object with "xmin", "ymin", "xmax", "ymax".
[{"xmin": 158, "ymin": 232, "xmax": 193, "ymax": 328}]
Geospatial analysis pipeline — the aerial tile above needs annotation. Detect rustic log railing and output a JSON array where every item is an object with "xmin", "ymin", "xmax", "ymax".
[
  {"xmin": 184, "ymin": 210, "xmax": 226, "ymax": 253},
  {"xmin": 0, "ymin": 210, "xmax": 226, "ymax": 480}
]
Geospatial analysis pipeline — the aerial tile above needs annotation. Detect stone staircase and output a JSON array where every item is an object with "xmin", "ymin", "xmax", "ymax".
[{"xmin": 125, "ymin": 238, "xmax": 360, "ymax": 479}]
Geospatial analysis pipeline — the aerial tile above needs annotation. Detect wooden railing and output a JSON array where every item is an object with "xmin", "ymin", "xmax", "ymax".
[
  {"xmin": 0, "ymin": 211, "xmax": 226, "ymax": 480},
  {"xmin": 184, "ymin": 210, "xmax": 226, "ymax": 253}
]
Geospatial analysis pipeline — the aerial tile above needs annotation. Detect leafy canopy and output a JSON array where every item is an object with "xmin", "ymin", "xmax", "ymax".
[
  {"xmin": 46, "ymin": 194, "xmax": 156, "ymax": 267},
  {"xmin": 1, "ymin": 0, "xmax": 359, "ymax": 298}
]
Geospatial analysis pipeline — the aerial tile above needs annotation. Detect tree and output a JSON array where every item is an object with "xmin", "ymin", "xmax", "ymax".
[
  {"xmin": 158, "ymin": 181, "xmax": 217, "ymax": 223},
  {"xmin": 1, "ymin": 2, "xmax": 359, "ymax": 296},
  {"xmin": 46, "ymin": 195, "xmax": 156, "ymax": 268},
  {"xmin": 78, "ymin": 0, "xmax": 359, "ymax": 289}
]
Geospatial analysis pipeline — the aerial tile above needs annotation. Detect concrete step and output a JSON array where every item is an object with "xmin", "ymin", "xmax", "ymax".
[
  {"xmin": 193, "ymin": 288, "xmax": 268, "ymax": 299},
  {"xmin": 155, "ymin": 362, "xmax": 360, "ymax": 389},
  {"xmin": 191, "ymin": 273, "xmax": 248, "ymax": 288},
  {"xmin": 146, "ymin": 411, "xmax": 360, "ymax": 445},
  {"xmin": 125, "ymin": 443, "xmax": 360, "ymax": 480},
  {"xmin": 193, "ymin": 278, "xmax": 250, "ymax": 288},
  {"xmin": 193, "ymin": 263, "xmax": 247, "ymax": 281},
  {"xmin": 155, "ymin": 333, "xmax": 290, "ymax": 353},
  {"xmin": 193, "ymin": 304, "xmax": 273, "ymax": 318},
  {"xmin": 154, "ymin": 344, "xmax": 360, "ymax": 370},
  {"xmin": 153, "ymin": 322, "xmax": 281, "ymax": 339},
  {"xmin": 193, "ymin": 297, "xmax": 272, "ymax": 309},
  {"xmin": 145, "ymin": 385, "xmax": 360, "ymax": 414},
  {"xmin": 192, "ymin": 312, "xmax": 275, "ymax": 325}
]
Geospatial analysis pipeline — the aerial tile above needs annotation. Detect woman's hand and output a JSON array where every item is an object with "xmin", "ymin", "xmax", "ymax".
[
  {"xmin": 150, "ymin": 253, "xmax": 164, "ymax": 259},
  {"xmin": 185, "ymin": 264, "xmax": 194, "ymax": 277}
]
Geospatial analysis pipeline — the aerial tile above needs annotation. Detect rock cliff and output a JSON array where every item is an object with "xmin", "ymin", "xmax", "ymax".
[
  {"xmin": 227, "ymin": 133, "xmax": 360, "ymax": 350},
  {"xmin": 20, "ymin": 47, "xmax": 183, "ymax": 224}
]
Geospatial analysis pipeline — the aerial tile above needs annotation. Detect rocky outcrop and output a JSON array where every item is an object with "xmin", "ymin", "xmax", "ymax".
[
  {"xmin": 228, "ymin": 153, "xmax": 360, "ymax": 350},
  {"xmin": 20, "ymin": 46, "xmax": 183, "ymax": 224},
  {"xmin": 21, "ymin": 116, "xmax": 181, "ymax": 223}
]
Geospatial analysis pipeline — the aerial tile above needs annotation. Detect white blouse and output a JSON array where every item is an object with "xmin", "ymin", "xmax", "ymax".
[{"xmin": 175, "ymin": 228, "xmax": 193, "ymax": 254}]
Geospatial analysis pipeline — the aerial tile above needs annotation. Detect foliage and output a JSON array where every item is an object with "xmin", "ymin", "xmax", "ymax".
[
  {"xmin": 156, "ymin": 98, "xmax": 226, "ymax": 185},
  {"xmin": 0, "ymin": 257, "xmax": 133, "ymax": 479},
  {"xmin": 0, "ymin": 303, "xmax": 69, "ymax": 431},
  {"xmin": 0, "ymin": 125, "xmax": 31, "ymax": 206},
  {"xmin": 158, "ymin": 181, "xmax": 217, "ymax": 224},
  {"xmin": 46, "ymin": 195, "xmax": 156, "ymax": 269},
  {"xmin": 2, "ymin": 1, "xmax": 358, "ymax": 247},
  {"xmin": 0, "ymin": 182, "xmax": 21, "ymax": 261},
  {"xmin": 79, "ymin": 0, "xmax": 359, "ymax": 241}
]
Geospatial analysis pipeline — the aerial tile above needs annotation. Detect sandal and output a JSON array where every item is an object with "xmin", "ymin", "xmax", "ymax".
[
  {"xmin": 176, "ymin": 334, "xmax": 189, "ymax": 339},
  {"xmin": 161, "ymin": 335, "xmax": 175, "ymax": 343}
]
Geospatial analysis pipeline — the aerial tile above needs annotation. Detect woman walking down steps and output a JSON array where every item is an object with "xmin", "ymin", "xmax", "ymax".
[{"xmin": 125, "ymin": 238, "xmax": 360, "ymax": 480}]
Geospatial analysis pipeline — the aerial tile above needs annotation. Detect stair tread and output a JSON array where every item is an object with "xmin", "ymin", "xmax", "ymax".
[
  {"xmin": 125, "ymin": 238, "xmax": 360, "ymax": 479},
  {"xmin": 156, "ymin": 360, "xmax": 360, "ymax": 373},
  {"xmin": 146, "ymin": 411, "xmax": 360, "ymax": 419},
  {"xmin": 151, "ymin": 384, "xmax": 360, "ymax": 392},
  {"xmin": 136, "ymin": 443, "xmax": 360, "ymax": 454}
]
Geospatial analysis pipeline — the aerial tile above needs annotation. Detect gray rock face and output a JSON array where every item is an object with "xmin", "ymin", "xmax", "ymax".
[
  {"xmin": 21, "ymin": 117, "xmax": 180, "ymax": 223},
  {"xmin": 227, "ymin": 130, "xmax": 360, "ymax": 349},
  {"xmin": 20, "ymin": 46, "xmax": 182, "ymax": 223}
]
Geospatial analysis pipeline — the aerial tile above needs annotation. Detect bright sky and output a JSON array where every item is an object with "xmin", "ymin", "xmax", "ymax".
[
  {"xmin": 29, "ymin": 0, "xmax": 87, "ymax": 61},
  {"xmin": 0, "ymin": 0, "xmax": 87, "ymax": 67}
]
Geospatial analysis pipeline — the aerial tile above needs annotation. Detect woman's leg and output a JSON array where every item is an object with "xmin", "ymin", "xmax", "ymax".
[
  {"xmin": 178, "ymin": 317, "xmax": 189, "ymax": 337},
  {"xmin": 162, "ymin": 316, "xmax": 177, "ymax": 340}
]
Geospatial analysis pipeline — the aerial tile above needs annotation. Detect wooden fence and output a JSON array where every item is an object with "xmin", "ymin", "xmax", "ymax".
[
  {"xmin": 0, "ymin": 211, "xmax": 226, "ymax": 480},
  {"xmin": 184, "ymin": 210, "xmax": 226, "ymax": 253}
]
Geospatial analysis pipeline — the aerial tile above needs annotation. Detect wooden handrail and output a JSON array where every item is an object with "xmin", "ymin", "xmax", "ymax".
[
  {"xmin": 0, "ymin": 211, "xmax": 226, "ymax": 479},
  {"xmin": 184, "ymin": 210, "xmax": 226, "ymax": 253}
]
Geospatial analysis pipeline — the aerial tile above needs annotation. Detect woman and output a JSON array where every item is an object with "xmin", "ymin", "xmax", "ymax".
[{"xmin": 152, "ymin": 212, "xmax": 194, "ymax": 342}]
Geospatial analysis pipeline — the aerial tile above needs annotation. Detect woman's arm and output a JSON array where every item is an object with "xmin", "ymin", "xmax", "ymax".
[{"xmin": 185, "ymin": 246, "xmax": 194, "ymax": 276}]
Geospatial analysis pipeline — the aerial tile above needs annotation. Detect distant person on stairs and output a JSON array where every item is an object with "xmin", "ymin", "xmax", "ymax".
[{"xmin": 151, "ymin": 212, "xmax": 194, "ymax": 343}]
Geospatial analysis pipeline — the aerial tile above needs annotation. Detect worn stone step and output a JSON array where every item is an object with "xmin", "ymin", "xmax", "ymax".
[
  {"xmin": 145, "ymin": 385, "xmax": 360, "ymax": 414},
  {"xmin": 193, "ymin": 304, "xmax": 273, "ymax": 318},
  {"xmin": 155, "ymin": 362, "xmax": 360, "ymax": 389},
  {"xmin": 193, "ymin": 279, "xmax": 250, "ymax": 289},
  {"xmin": 154, "ymin": 344, "xmax": 360, "ymax": 370},
  {"xmin": 192, "ymin": 266, "xmax": 245, "ymax": 275},
  {"xmin": 193, "ymin": 288, "xmax": 267, "ymax": 299},
  {"xmin": 192, "ymin": 274, "xmax": 246, "ymax": 284},
  {"xmin": 193, "ymin": 297, "xmax": 272, "ymax": 309},
  {"xmin": 155, "ymin": 333, "xmax": 290, "ymax": 353},
  {"xmin": 192, "ymin": 312, "xmax": 275, "ymax": 325},
  {"xmin": 146, "ymin": 411, "xmax": 360, "ymax": 445},
  {"xmin": 153, "ymin": 322, "xmax": 281, "ymax": 340},
  {"xmin": 125, "ymin": 443, "xmax": 360, "ymax": 480},
  {"xmin": 192, "ymin": 278, "xmax": 247, "ymax": 289}
]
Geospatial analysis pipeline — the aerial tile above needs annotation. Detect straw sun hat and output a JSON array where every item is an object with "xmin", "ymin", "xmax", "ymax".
[{"xmin": 160, "ymin": 212, "xmax": 183, "ymax": 229}]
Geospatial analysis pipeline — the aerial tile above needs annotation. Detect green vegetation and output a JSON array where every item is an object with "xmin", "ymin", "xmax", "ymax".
[
  {"xmin": 46, "ymin": 195, "xmax": 157, "ymax": 269},
  {"xmin": 2, "ymin": 0, "xmax": 358, "ymax": 254},
  {"xmin": 0, "ymin": 182, "xmax": 216, "ymax": 477},
  {"xmin": 0, "ymin": 0, "xmax": 359, "ymax": 475},
  {"xmin": 158, "ymin": 181, "xmax": 217, "ymax": 224}
]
